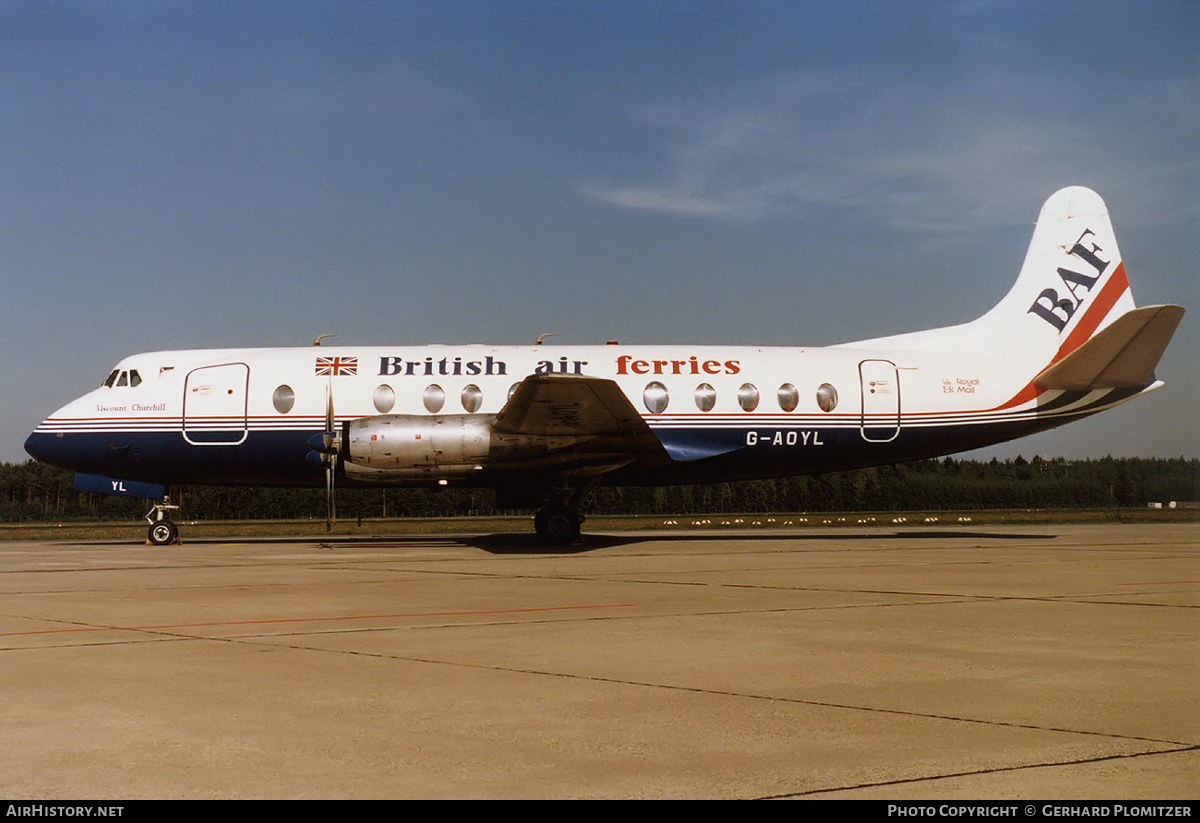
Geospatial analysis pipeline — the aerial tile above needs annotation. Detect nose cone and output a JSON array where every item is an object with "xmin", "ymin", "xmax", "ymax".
[
  {"xmin": 24, "ymin": 430, "xmax": 42, "ymax": 460},
  {"xmin": 25, "ymin": 396, "xmax": 92, "ymax": 471},
  {"xmin": 25, "ymin": 390, "xmax": 101, "ymax": 471},
  {"xmin": 26, "ymin": 421, "xmax": 129, "ymax": 475},
  {"xmin": 24, "ymin": 428, "xmax": 67, "ymax": 468}
]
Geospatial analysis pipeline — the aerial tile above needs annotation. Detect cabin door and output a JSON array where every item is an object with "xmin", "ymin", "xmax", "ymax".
[
  {"xmin": 859, "ymin": 359, "xmax": 900, "ymax": 443},
  {"xmin": 183, "ymin": 363, "xmax": 249, "ymax": 445}
]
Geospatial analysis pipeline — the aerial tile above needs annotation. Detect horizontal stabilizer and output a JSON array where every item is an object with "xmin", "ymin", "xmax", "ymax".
[{"xmin": 1034, "ymin": 305, "xmax": 1185, "ymax": 391}]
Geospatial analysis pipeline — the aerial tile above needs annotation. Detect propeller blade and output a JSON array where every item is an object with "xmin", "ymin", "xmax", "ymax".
[
  {"xmin": 326, "ymin": 455, "xmax": 335, "ymax": 531},
  {"xmin": 325, "ymin": 383, "xmax": 336, "ymax": 531}
]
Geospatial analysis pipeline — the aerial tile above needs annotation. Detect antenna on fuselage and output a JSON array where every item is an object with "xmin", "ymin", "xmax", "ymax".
[
  {"xmin": 535, "ymin": 333, "xmax": 558, "ymax": 345},
  {"xmin": 313, "ymin": 334, "xmax": 337, "ymax": 347}
]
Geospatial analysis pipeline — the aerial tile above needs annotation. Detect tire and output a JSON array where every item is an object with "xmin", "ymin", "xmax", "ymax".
[
  {"xmin": 534, "ymin": 507, "xmax": 580, "ymax": 545},
  {"xmin": 148, "ymin": 519, "xmax": 178, "ymax": 546}
]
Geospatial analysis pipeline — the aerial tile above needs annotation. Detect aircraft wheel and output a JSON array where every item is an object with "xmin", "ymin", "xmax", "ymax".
[
  {"xmin": 148, "ymin": 519, "xmax": 179, "ymax": 546},
  {"xmin": 535, "ymin": 507, "xmax": 581, "ymax": 546}
]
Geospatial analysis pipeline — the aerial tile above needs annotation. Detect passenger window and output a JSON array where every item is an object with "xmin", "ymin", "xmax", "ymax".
[
  {"xmin": 777, "ymin": 383, "xmax": 798, "ymax": 412},
  {"xmin": 737, "ymin": 383, "xmax": 759, "ymax": 412},
  {"xmin": 461, "ymin": 384, "xmax": 482, "ymax": 413},
  {"xmin": 373, "ymin": 384, "xmax": 395, "ymax": 413},
  {"xmin": 643, "ymin": 382, "xmax": 669, "ymax": 414},
  {"xmin": 816, "ymin": 383, "xmax": 839, "ymax": 413},
  {"xmin": 273, "ymin": 385, "xmax": 296, "ymax": 414},
  {"xmin": 694, "ymin": 383, "xmax": 716, "ymax": 412},
  {"xmin": 423, "ymin": 384, "xmax": 445, "ymax": 413}
]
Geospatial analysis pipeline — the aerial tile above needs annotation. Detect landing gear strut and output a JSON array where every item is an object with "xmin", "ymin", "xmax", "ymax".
[
  {"xmin": 533, "ymin": 481, "xmax": 598, "ymax": 546},
  {"xmin": 145, "ymin": 496, "xmax": 181, "ymax": 546}
]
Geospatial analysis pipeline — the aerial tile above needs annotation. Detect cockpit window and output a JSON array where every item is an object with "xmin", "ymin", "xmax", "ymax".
[{"xmin": 104, "ymin": 369, "xmax": 143, "ymax": 388}]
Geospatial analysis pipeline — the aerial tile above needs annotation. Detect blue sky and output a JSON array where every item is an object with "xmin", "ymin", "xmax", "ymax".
[{"xmin": 2, "ymin": 2, "xmax": 1196, "ymax": 464}]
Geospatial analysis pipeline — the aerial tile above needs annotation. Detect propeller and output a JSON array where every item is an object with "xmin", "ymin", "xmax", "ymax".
[
  {"xmin": 323, "ymin": 383, "xmax": 338, "ymax": 531},
  {"xmin": 305, "ymin": 382, "xmax": 340, "ymax": 531}
]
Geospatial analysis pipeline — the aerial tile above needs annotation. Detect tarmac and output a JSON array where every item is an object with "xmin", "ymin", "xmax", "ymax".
[{"xmin": 1, "ymin": 522, "xmax": 1196, "ymax": 799}]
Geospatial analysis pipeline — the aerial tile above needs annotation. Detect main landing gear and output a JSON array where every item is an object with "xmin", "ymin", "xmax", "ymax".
[
  {"xmin": 533, "ymin": 482, "xmax": 598, "ymax": 546},
  {"xmin": 534, "ymin": 504, "xmax": 582, "ymax": 545},
  {"xmin": 146, "ymin": 497, "xmax": 181, "ymax": 546}
]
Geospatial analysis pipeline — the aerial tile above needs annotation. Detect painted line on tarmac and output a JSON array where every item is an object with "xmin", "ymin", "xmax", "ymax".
[{"xmin": 0, "ymin": 602, "xmax": 637, "ymax": 637}]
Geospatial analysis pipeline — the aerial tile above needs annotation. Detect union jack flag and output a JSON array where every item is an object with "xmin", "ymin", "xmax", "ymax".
[{"xmin": 315, "ymin": 356, "xmax": 358, "ymax": 376}]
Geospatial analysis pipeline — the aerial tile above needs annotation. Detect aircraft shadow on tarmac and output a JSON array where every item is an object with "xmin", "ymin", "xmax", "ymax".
[
  {"xmin": 91, "ymin": 529, "xmax": 1056, "ymax": 554},
  {"xmin": 464, "ymin": 529, "xmax": 1057, "ymax": 554},
  {"xmin": 249, "ymin": 529, "xmax": 1055, "ymax": 555}
]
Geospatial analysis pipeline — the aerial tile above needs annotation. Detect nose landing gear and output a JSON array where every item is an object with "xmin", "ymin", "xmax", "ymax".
[{"xmin": 146, "ymin": 497, "xmax": 181, "ymax": 546}]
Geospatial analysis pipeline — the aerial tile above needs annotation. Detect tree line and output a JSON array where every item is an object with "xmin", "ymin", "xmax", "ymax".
[{"xmin": 2, "ymin": 456, "xmax": 1195, "ymax": 523}]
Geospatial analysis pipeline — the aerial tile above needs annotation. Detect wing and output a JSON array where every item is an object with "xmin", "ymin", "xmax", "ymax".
[{"xmin": 492, "ymin": 374, "xmax": 670, "ymax": 474}]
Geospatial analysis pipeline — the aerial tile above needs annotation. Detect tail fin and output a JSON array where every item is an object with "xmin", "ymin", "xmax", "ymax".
[
  {"xmin": 842, "ymin": 187, "xmax": 1183, "ymax": 385},
  {"xmin": 979, "ymin": 185, "xmax": 1139, "ymax": 363}
]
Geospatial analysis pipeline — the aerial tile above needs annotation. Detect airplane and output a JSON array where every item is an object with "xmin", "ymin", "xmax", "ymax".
[{"xmin": 24, "ymin": 187, "xmax": 1184, "ymax": 546}]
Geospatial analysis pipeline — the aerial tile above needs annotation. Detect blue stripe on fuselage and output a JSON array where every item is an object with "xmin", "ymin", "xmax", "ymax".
[
  {"xmin": 25, "ymin": 412, "xmax": 1071, "ymax": 491},
  {"xmin": 24, "ymin": 429, "xmax": 323, "ymax": 487}
]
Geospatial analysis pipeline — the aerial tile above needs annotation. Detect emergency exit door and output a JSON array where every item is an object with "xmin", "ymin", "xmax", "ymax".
[
  {"xmin": 859, "ymin": 359, "xmax": 900, "ymax": 443},
  {"xmin": 183, "ymin": 363, "xmax": 249, "ymax": 445}
]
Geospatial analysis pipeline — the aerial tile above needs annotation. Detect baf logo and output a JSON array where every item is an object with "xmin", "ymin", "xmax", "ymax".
[{"xmin": 1027, "ymin": 228, "xmax": 1110, "ymax": 332}]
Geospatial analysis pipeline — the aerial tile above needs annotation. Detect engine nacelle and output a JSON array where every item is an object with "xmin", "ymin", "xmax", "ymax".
[
  {"xmin": 341, "ymin": 413, "xmax": 601, "ymax": 483},
  {"xmin": 345, "ymin": 415, "xmax": 492, "ymax": 479}
]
